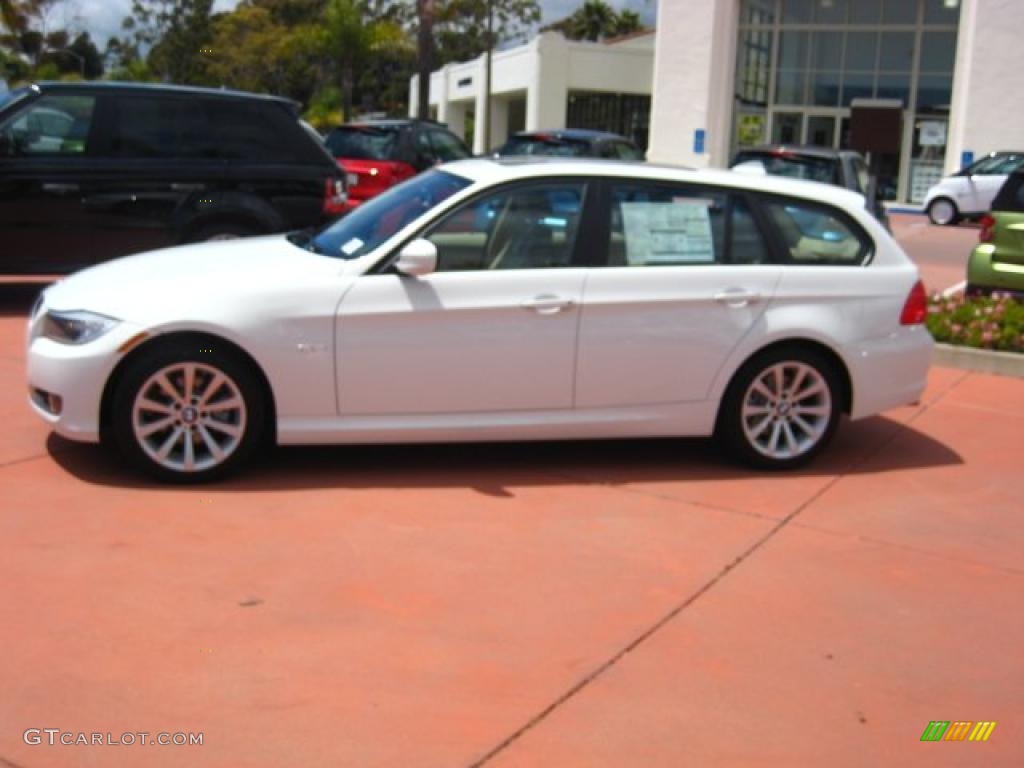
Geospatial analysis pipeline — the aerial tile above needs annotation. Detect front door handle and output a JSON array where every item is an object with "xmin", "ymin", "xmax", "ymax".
[
  {"xmin": 521, "ymin": 294, "xmax": 575, "ymax": 315},
  {"xmin": 171, "ymin": 183, "xmax": 206, "ymax": 192},
  {"xmin": 713, "ymin": 288, "xmax": 762, "ymax": 307},
  {"xmin": 42, "ymin": 182, "xmax": 79, "ymax": 195}
]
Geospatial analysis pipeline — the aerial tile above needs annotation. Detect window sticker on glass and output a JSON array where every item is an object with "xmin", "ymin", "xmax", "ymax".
[
  {"xmin": 340, "ymin": 237, "xmax": 364, "ymax": 256},
  {"xmin": 621, "ymin": 199, "xmax": 715, "ymax": 265}
]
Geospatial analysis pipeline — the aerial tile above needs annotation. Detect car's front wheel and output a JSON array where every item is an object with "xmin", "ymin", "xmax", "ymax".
[
  {"xmin": 718, "ymin": 347, "xmax": 841, "ymax": 469},
  {"xmin": 111, "ymin": 340, "xmax": 266, "ymax": 482},
  {"xmin": 927, "ymin": 197, "xmax": 959, "ymax": 226}
]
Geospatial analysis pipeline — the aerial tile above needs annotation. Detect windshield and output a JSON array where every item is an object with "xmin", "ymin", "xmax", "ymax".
[
  {"xmin": 733, "ymin": 152, "xmax": 839, "ymax": 185},
  {"xmin": 326, "ymin": 126, "xmax": 399, "ymax": 160},
  {"xmin": 308, "ymin": 169, "xmax": 472, "ymax": 259},
  {"xmin": 498, "ymin": 136, "xmax": 591, "ymax": 157}
]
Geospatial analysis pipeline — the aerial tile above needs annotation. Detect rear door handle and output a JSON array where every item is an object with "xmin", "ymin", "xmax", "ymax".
[
  {"xmin": 521, "ymin": 294, "xmax": 575, "ymax": 315},
  {"xmin": 42, "ymin": 182, "xmax": 79, "ymax": 195},
  {"xmin": 713, "ymin": 288, "xmax": 762, "ymax": 307}
]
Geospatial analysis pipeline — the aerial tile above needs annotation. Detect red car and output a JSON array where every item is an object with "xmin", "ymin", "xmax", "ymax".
[{"xmin": 325, "ymin": 119, "xmax": 471, "ymax": 211}]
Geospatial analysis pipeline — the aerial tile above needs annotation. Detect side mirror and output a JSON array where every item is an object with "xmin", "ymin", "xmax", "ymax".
[{"xmin": 394, "ymin": 238, "xmax": 437, "ymax": 277}]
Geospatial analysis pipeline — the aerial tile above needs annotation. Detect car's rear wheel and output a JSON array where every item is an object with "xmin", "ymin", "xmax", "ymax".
[
  {"xmin": 718, "ymin": 347, "xmax": 841, "ymax": 469},
  {"xmin": 111, "ymin": 341, "xmax": 265, "ymax": 482},
  {"xmin": 927, "ymin": 197, "xmax": 959, "ymax": 226}
]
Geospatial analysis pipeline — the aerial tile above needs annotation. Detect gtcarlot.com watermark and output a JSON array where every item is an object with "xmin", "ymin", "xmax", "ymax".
[{"xmin": 24, "ymin": 729, "xmax": 203, "ymax": 747}]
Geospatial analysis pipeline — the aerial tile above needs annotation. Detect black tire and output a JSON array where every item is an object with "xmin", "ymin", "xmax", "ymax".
[
  {"xmin": 716, "ymin": 346, "xmax": 842, "ymax": 470},
  {"xmin": 188, "ymin": 222, "xmax": 261, "ymax": 243},
  {"xmin": 110, "ymin": 339, "xmax": 266, "ymax": 483},
  {"xmin": 927, "ymin": 197, "xmax": 960, "ymax": 226}
]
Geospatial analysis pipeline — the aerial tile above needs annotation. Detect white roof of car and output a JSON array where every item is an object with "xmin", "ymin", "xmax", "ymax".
[{"xmin": 444, "ymin": 157, "xmax": 866, "ymax": 209}]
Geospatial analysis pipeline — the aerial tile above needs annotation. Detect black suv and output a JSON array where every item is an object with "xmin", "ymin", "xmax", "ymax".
[
  {"xmin": 731, "ymin": 145, "xmax": 888, "ymax": 227},
  {"xmin": 0, "ymin": 82, "xmax": 346, "ymax": 273}
]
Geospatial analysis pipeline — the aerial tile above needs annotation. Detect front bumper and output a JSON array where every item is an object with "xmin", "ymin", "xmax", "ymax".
[{"xmin": 26, "ymin": 320, "xmax": 146, "ymax": 443}]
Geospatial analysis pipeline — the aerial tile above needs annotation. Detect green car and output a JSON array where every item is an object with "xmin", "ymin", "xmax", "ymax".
[{"xmin": 967, "ymin": 170, "xmax": 1024, "ymax": 296}]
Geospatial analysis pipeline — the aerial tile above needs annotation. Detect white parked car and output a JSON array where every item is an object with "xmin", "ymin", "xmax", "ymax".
[
  {"xmin": 923, "ymin": 151, "xmax": 1024, "ymax": 225},
  {"xmin": 27, "ymin": 158, "xmax": 933, "ymax": 481}
]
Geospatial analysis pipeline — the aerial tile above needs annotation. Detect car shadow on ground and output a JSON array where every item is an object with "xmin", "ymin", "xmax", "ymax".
[
  {"xmin": 0, "ymin": 281, "xmax": 52, "ymax": 318},
  {"xmin": 47, "ymin": 414, "xmax": 962, "ymax": 496}
]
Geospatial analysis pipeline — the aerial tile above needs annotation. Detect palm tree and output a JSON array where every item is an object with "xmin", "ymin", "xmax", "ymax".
[{"xmin": 568, "ymin": 0, "xmax": 615, "ymax": 42}]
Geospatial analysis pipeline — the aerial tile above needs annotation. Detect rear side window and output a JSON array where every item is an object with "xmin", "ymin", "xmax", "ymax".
[
  {"xmin": 0, "ymin": 94, "xmax": 96, "ymax": 156},
  {"xmin": 105, "ymin": 95, "xmax": 211, "ymax": 159},
  {"xmin": 200, "ymin": 99, "xmax": 314, "ymax": 162},
  {"xmin": 764, "ymin": 199, "xmax": 870, "ymax": 265},
  {"xmin": 991, "ymin": 174, "xmax": 1024, "ymax": 212},
  {"xmin": 734, "ymin": 151, "xmax": 839, "ymax": 185},
  {"xmin": 605, "ymin": 182, "xmax": 771, "ymax": 266}
]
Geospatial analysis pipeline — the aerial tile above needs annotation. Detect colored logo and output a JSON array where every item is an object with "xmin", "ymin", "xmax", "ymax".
[{"xmin": 921, "ymin": 721, "xmax": 996, "ymax": 742}]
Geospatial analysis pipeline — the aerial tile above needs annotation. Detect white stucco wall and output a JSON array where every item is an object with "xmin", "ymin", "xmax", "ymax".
[
  {"xmin": 411, "ymin": 31, "xmax": 654, "ymax": 153},
  {"xmin": 647, "ymin": 0, "xmax": 739, "ymax": 168},
  {"xmin": 946, "ymin": 0, "xmax": 1024, "ymax": 174}
]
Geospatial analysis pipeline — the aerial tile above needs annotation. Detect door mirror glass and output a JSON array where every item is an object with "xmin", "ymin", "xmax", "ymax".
[{"xmin": 394, "ymin": 238, "xmax": 438, "ymax": 277}]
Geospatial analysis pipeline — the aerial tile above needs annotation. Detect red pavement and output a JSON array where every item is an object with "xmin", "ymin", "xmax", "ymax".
[{"xmin": 1, "ymin": 261, "xmax": 1022, "ymax": 766}]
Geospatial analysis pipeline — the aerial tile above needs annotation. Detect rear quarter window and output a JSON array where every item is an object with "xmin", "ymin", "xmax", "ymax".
[
  {"xmin": 762, "ymin": 197, "xmax": 872, "ymax": 265},
  {"xmin": 991, "ymin": 175, "xmax": 1024, "ymax": 212},
  {"xmin": 201, "ymin": 99, "xmax": 323, "ymax": 163}
]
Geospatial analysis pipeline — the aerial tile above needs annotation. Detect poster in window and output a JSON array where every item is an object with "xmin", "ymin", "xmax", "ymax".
[{"xmin": 621, "ymin": 200, "xmax": 715, "ymax": 265}]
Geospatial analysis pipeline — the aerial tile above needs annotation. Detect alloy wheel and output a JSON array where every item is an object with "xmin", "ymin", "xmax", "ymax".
[
  {"xmin": 740, "ymin": 361, "xmax": 832, "ymax": 461},
  {"xmin": 131, "ymin": 362, "xmax": 247, "ymax": 473}
]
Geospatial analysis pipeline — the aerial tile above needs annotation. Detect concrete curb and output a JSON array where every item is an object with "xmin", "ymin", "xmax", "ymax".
[{"xmin": 933, "ymin": 343, "xmax": 1024, "ymax": 378}]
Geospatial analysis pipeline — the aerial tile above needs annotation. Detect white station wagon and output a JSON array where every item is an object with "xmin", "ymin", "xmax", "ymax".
[{"xmin": 27, "ymin": 158, "xmax": 932, "ymax": 481}]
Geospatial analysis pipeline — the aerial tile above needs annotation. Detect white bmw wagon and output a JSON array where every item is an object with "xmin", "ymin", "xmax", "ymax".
[{"xmin": 27, "ymin": 158, "xmax": 932, "ymax": 481}]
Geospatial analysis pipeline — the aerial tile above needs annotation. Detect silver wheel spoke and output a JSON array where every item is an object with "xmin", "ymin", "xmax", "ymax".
[
  {"xmin": 156, "ymin": 373, "xmax": 182, "ymax": 404},
  {"xmin": 205, "ymin": 420, "xmax": 242, "ymax": 438},
  {"xmin": 782, "ymin": 422, "xmax": 798, "ymax": 455},
  {"xmin": 767, "ymin": 421, "xmax": 782, "ymax": 454},
  {"xmin": 183, "ymin": 432, "xmax": 196, "ymax": 471},
  {"xmin": 793, "ymin": 381, "xmax": 825, "ymax": 401},
  {"xmin": 791, "ymin": 413, "xmax": 817, "ymax": 438},
  {"xmin": 752, "ymin": 381, "xmax": 775, "ymax": 401},
  {"xmin": 183, "ymin": 364, "xmax": 196, "ymax": 402},
  {"xmin": 206, "ymin": 397, "xmax": 242, "ymax": 413},
  {"xmin": 772, "ymin": 366, "xmax": 784, "ymax": 398},
  {"xmin": 793, "ymin": 404, "xmax": 830, "ymax": 416},
  {"xmin": 138, "ymin": 397, "xmax": 173, "ymax": 415},
  {"xmin": 789, "ymin": 367, "xmax": 807, "ymax": 398},
  {"xmin": 743, "ymin": 404, "xmax": 774, "ymax": 416},
  {"xmin": 199, "ymin": 372, "xmax": 225, "ymax": 406},
  {"xmin": 138, "ymin": 416, "xmax": 175, "ymax": 437},
  {"xmin": 198, "ymin": 425, "xmax": 226, "ymax": 461},
  {"xmin": 749, "ymin": 414, "xmax": 774, "ymax": 439},
  {"xmin": 155, "ymin": 427, "xmax": 183, "ymax": 460}
]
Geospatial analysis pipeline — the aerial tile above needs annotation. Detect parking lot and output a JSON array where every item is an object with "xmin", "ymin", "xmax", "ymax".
[{"xmin": 1, "ymin": 216, "xmax": 1022, "ymax": 767}]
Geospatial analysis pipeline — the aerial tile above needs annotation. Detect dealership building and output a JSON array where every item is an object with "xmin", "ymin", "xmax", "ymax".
[{"xmin": 413, "ymin": 0, "xmax": 1023, "ymax": 205}]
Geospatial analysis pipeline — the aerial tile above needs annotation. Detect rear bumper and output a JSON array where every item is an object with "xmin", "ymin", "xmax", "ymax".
[
  {"xmin": 846, "ymin": 325, "xmax": 933, "ymax": 420},
  {"xmin": 967, "ymin": 244, "xmax": 1024, "ymax": 295}
]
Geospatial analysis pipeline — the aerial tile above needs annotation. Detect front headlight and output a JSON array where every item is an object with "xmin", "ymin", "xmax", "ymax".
[{"xmin": 42, "ymin": 310, "xmax": 120, "ymax": 345}]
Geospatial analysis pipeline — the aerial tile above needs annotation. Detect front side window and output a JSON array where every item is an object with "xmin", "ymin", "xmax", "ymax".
[
  {"xmin": 765, "ymin": 199, "xmax": 869, "ymax": 265},
  {"xmin": 424, "ymin": 182, "xmax": 586, "ymax": 271},
  {"xmin": 0, "ymin": 94, "xmax": 96, "ymax": 156}
]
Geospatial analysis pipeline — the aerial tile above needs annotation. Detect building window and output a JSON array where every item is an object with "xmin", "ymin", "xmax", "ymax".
[{"xmin": 566, "ymin": 91, "xmax": 651, "ymax": 150}]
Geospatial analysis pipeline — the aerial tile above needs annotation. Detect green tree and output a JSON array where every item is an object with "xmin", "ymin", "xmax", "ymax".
[
  {"xmin": 433, "ymin": 0, "xmax": 540, "ymax": 65},
  {"xmin": 121, "ymin": 0, "xmax": 214, "ymax": 83}
]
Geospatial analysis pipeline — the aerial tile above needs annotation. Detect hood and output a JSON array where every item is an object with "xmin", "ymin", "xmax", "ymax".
[{"xmin": 43, "ymin": 235, "xmax": 345, "ymax": 324}]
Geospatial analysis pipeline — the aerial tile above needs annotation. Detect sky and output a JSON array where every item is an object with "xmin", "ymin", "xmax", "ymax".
[{"xmin": 74, "ymin": 0, "xmax": 657, "ymax": 47}]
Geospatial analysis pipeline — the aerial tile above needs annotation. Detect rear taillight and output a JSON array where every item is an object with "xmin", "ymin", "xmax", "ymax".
[
  {"xmin": 323, "ymin": 177, "xmax": 347, "ymax": 215},
  {"xmin": 978, "ymin": 213, "xmax": 996, "ymax": 243},
  {"xmin": 900, "ymin": 279, "xmax": 928, "ymax": 326}
]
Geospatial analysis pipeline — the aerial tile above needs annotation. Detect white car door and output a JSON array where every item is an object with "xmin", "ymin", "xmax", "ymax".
[
  {"xmin": 575, "ymin": 181, "xmax": 782, "ymax": 408},
  {"xmin": 336, "ymin": 181, "xmax": 589, "ymax": 415}
]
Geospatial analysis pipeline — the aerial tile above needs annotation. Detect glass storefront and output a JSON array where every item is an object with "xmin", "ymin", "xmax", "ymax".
[
  {"xmin": 733, "ymin": 0, "xmax": 960, "ymax": 202},
  {"xmin": 567, "ymin": 91, "xmax": 652, "ymax": 150}
]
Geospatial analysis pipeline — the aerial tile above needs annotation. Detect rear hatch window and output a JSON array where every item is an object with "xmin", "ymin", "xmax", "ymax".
[
  {"xmin": 733, "ymin": 151, "xmax": 839, "ymax": 185},
  {"xmin": 498, "ymin": 135, "xmax": 591, "ymax": 157},
  {"xmin": 326, "ymin": 126, "xmax": 399, "ymax": 160}
]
